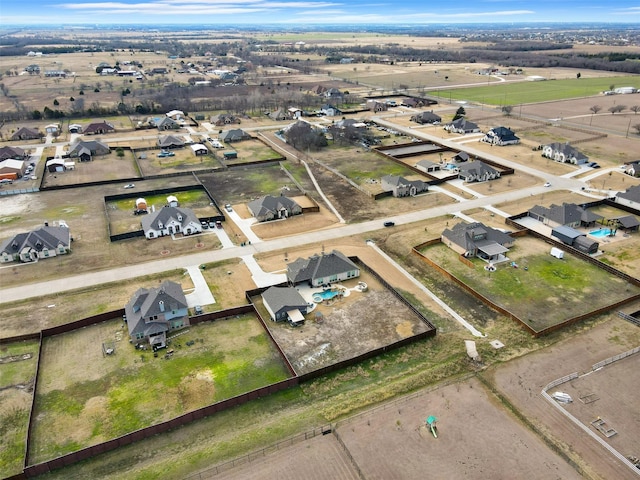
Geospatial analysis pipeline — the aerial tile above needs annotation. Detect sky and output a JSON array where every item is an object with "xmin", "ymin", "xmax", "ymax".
[{"xmin": 2, "ymin": 0, "xmax": 640, "ymax": 25}]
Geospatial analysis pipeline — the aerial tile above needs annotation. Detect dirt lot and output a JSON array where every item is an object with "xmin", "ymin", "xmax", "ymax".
[
  {"xmin": 257, "ymin": 272, "xmax": 433, "ymax": 375},
  {"xmin": 487, "ymin": 317, "xmax": 640, "ymax": 480},
  {"xmin": 42, "ymin": 151, "xmax": 139, "ymax": 187},
  {"xmin": 214, "ymin": 376, "xmax": 582, "ymax": 480}
]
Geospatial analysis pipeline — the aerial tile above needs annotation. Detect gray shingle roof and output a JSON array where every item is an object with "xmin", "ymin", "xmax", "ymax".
[
  {"xmin": 287, "ymin": 250, "xmax": 358, "ymax": 285},
  {"xmin": 261, "ymin": 286, "xmax": 307, "ymax": 315},
  {"xmin": 247, "ymin": 195, "xmax": 300, "ymax": 219},
  {"xmin": 141, "ymin": 206, "xmax": 199, "ymax": 232},
  {"xmin": 125, "ymin": 280, "xmax": 187, "ymax": 337},
  {"xmin": 0, "ymin": 225, "xmax": 70, "ymax": 255}
]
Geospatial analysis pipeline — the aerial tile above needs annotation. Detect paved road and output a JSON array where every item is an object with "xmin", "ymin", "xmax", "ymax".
[{"xmin": 0, "ymin": 116, "xmax": 603, "ymax": 304}]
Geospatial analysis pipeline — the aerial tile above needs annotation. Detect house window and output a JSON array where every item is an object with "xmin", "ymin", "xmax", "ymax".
[
  {"xmin": 172, "ymin": 320, "xmax": 183, "ymax": 329},
  {"xmin": 135, "ymin": 332, "xmax": 144, "ymax": 340},
  {"xmin": 43, "ymin": 249, "xmax": 49, "ymax": 257}
]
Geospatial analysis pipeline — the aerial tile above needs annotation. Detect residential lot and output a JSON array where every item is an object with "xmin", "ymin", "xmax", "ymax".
[
  {"xmin": 42, "ymin": 150, "xmax": 139, "ymax": 187},
  {"xmin": 256, "ymin": 271, "xmax": 433, "ymax": 375},
  {"xmin": 419, "ymin": 236, "xmax": 640, "ymax": 332},
  {"xmin": 29, "ymin": 314, "xmax": 292, "ymax": 464}
]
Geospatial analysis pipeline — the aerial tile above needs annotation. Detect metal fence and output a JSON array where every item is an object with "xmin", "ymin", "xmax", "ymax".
[{"xmin": 592, "ymin": 345, "xmax": 640, "ymax": 371}]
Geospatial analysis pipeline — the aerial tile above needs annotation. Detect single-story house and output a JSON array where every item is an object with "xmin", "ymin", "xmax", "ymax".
[
  {"xmin": 381, "ymin": 174, "xmax": 428, "ymax": 197},
  {"xmin": 154, "ymin": 116, "xmax": 180, "ymax": 131},
  {"xmin": 411, "ymin": 111, "xmax": 442, "ymax": 125},
  {"xmin": 219, "ymin": 129, "xmax": 250, "ymax": 143},
  {"xmin": 443, "ymin": 118, "xmax": 480, "ymax": 134},
  {"xmin": 287, "ymin": 250, "xmax": 360, "ymax": 287},
  {"xmin": 528, "ymin": 203, "xmax": 603, "ymax": 228},
  {"xmin": 82, "ymin": 121, "xmax": 115, "ymax": 135},
  {"xmin": 268, "ymin": 108, "xmax": 291, "ymax": 121},
  {"xmin": 210, "ymin": 113, "xmax": 241, "ymax": 126},
  {"xmin": 441, "ymin": 221, "xmax": 514, "ymax": 262},
  {"xmin": 261, "ymin": 286, "xmax": 308, "ymax": 325},
  {"xmin": 457, "ymin": 160, "xmax": 501, "ymax": 183},
  {"xmin": 481, "ymin": 127, "xmax": 520, "ymax": 146},
  {"xmin": 415, "ymin": 160, "xmax": 441, "ymax": 173},
  {"xmin": 150, "ymin": 67, "xmax": 168, "ymax": 75},
  {"xmin": 166, "ymin": 110, "xmax": 185, "ymax": 120},
  {"xmin": 11, "ymin": 127, "xmax": 40, "ymax": 141},
  {"xmin": 542, "ymin": 143, "xmax": 589, "ymax": 165},
  {"xmin": 124, "ymin": 280, "xmax": 189, "ymax": 348},
  {"xmin": 0, "ymin": 159, "xmax": 26, "ymax": 178},
  {"xmin": 141, "ymin": 206, "xmax": 202, "ymax": 239},
  {"xmin": 68, "ymin": 124, "xmax": 83, "ymax": 133},
  {"xmin": 190, "ymin": 143, "xmax": 208, "ymax": 156},
  {"xmin": 158, "ymin": 135, "xmax": 185, "ymax": 149},
  {"xmin": 0, "ymin": 224, "xmax": 71, "ymax": 263},
  {"xmin": 68, "ymin": 140, "xmax": 110, "ymax": 157},
  {"xmin": 0, "ymin": 146, "xmax": 27, "ymax": 161},
  {"xmin": 366, "ymin": 100, "xmax": 388, "ymax": 112},
  {"xmin": 247, "ymin": 195, "xmax": 302, "ymax": 222},
  {"xmin": 616, "ymin": 185, "xmax": 640, "ymax": 208}
]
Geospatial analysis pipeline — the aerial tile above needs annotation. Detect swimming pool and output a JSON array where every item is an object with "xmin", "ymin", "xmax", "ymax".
[
  {"xmin": 312, "ymin": 289, "xmax": 343, "ymax": 303},
  {"xmin": 443, "ymin": 164, "xmax": 458, "ymax": 171},
  {"xmin": 589, "ymin": 228, "xmax": 613, "ymax": 238}
]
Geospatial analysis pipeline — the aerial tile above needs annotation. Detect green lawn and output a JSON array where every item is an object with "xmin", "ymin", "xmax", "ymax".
[
  {"xmin": 29, "ymin": 315, "xmax": 291, "ymax": 463},
  {"xmin": 439, "ymin": 76, "xmax": 640, "ymax": 105},
  {"xmin": 422, "ymin": 240, "xmax": 640, "ymax": 331}
]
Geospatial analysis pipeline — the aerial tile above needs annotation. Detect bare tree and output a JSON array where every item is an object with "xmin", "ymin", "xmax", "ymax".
[
  {"xmin": 589, "ymin": 105, "xmax": 602, "ymax": 115},
  {"xmin": 609, "ymin": 105, "xmax": 626, "ymax": 114},
  {"xmin": 630, "ymin": 105, "xmax": 640, "ymax": 114},
  {"xmin": 501, "ymin": 105, "xmax": 514, "ymax": 116}
]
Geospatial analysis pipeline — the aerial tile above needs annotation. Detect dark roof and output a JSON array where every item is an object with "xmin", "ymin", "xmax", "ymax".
[
  {"xmin": 616, "ymin": 215, "xmax": 640, "ymax": 228},
  {"xmin": 158, "ymin": 135, "xmax": 185, "ymax": 147},
  {"xmin": 141, "ymin": 206, "xmax": 199, "ymax": 232},
  {"xmin": 261, "ymin": 286, "xmax": 307, "ymax": 314},
  {"xmin": 11, "ymin": 127, "xmax": 40, "ymax": 140},
  {"xmin": 0, "ymin": 146, "xmax": 26, "ymax": 160},
  {"xmin": 247, "ymin": 195, "xmax": 300, "ymax": 219},
  {"xmin": 125, "ymin": 280, "xmax": 187, "ymax": 337},
  {"xmin": 83, "ymin": 121, "xmax": 115, "ymax": 134},
  {"xmin": 287, "ymin": 250, "xmax": 359, "ymax": 285},
  {"xmin": 616, "ymin": 185, "xmax": 640, "ymax": 203},
  {"xmin": 529, "ymin": 203, "xmax": 603, "ymax": 225},
  {"xmin": 0, "ymin": 225, "xmax": 70, "ymax": 255},
  {"xmin": 442, "ymin": 221, "xmax": 513, "ymax": 253},
  {"xmin": 381, "ymin": 175, "xmax": 427, "ymax": 191},
  {"xmin": 458, "ymin": 160, "xmax": 499, "ymax": 177},
  {"xmin": 487, "ymin": 126, "xmax": 519, "ymax": 142},
  {"xmin": 551, "ymin": 225, "xmax": 583, "ymax": 240},
  {"xmin": 69, "ymin": 140, "xmax": 109, "ymax": 156},
  {"xmin": 447, "ymin": 118, "xmax": 479, "ymax": 131}
]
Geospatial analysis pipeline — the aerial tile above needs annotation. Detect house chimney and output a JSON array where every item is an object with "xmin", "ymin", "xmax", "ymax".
[{"xmin": 44, "ymin": 222, "xmax": 49, "ymax": 227}]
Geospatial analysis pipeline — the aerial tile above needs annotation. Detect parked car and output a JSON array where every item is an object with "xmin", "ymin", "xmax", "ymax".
[
  {"xmin": 157, "ymin": 150, "xmax": 175, "ymax": 158},
  {"xmin": 194, "ymin": 305, "xmax": 203, "ymax": 315},
  {"xmin": 208, "ymin": 221, "xmax": 216, "ymax": 229},
  {"xmin": 215, "ymin": 221, "xmax": 222, "ymax": 228},
  {"xmin": 383, "ymin": 221, "xmax": 395, "ymax": 227},
  {"xmin": 0, "ymin": 179, "xmax": 13, "ymax": 184},
  {"xmin": 201, "ymin": 221, "xmax": 209, "ymax": 229},
  {"xmin": 123, "ymin": 183, "xmax": 135, "ymax": 189},
  {"xmin": 225, "ymin": 204, "xmax": 233, "ymax": 212},
  {"xmin": 543, "ymin": 182, "xmax": 551, "ymax": 187}
]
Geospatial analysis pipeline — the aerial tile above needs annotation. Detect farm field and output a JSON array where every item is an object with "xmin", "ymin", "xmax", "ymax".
[
  {"xmin": 442, "ymin": 76, "xmax": 640, "ymax": 105},
  {"xmin": 29, "ymin": 314, "xmax": 292, "ymax": 464},
  {"xmin": 419, "ymin": 236, "xmax": 640, "ymax": 332}
]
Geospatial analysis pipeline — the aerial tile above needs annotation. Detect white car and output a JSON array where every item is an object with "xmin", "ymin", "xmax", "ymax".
[
  {"xmin": 544, "ymin": 182, "xmax": 551, "ymax": 187},
  {"xmin": 124, "ymin": 183, "xmax": 135, "ymax": 189}
]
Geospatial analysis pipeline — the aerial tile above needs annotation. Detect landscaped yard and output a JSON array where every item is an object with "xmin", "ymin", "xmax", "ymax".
[
  {"xmin": 29, "ymin": 314, "xmax": 292, "ymax": 464},
  {"xmin": 420, "ymin": 236, "xmax": 640, "ymax": 331}
]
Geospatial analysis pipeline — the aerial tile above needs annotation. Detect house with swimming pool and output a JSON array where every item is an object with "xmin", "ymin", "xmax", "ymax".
[{"xmin": 287, "ymin": 250, "xmax": 360, "ymax": 287}]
